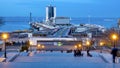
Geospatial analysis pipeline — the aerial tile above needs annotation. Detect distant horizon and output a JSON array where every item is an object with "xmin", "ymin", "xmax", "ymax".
[{"xmin": 0, "ymin": 16, "xmax": 120, "ymax": 19}]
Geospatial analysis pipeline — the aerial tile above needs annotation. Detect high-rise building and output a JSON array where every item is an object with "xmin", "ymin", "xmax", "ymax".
[
  {"xmin": 46, "ymin": 5, "xmax": 56, "ymax": 21},
  {"xmin": 29, "ymin": 12, "xmax": 32, "ymax": 22}
]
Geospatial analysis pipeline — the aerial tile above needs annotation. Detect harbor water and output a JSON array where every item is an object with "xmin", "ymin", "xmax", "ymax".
[{"xmin": 0, "ymin": 17, "xmax": 118, "ymax": 32}]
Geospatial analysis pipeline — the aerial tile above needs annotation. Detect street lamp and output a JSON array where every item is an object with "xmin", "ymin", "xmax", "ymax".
[
  {"xmin": 86, "ymin": 40, "xmax": 92, "ymax": 56},
  {"xmin": 86, "ymin": 41, "xmax": 90, "ymax": 47},
  {"xmin": 37, "ymin": 44, "xmax": 45, "ymax": 51},
  {"xmin": 74, "ymin": 44, "xmax": 82, "ymax": 50},
  {"xmin": 74, "ymin": 45, "xmax": 77, "ymax": 49},
  {"xmin": 100, "ymin": 41, "xmax": 104, "ymax": 53},
  {"xmin": 29, "ymin": 41, "xmax": 33, "ymax": 51},
  {"xmin": 37, "ymin": 44, "xmax": 41, "ymax": 50},
  {"xmin": 100, "ymin": 42, "xmax": 104, "ymax": 46},
  {"xmin": 41, "ymin": 45, "xmax": 45, "ymax": 49},
  {"xmin": 86, "ymin": 40, "xmax": 91, "ymax": 50},
  {"xmin": 1, "ymin": 33, "xmax": 9, "ymax": 58},
  {"xmin": 111, "ymin": 34, "xmax": 118, "ymax": 48},
  {"xmin": 29, "ymin": 41, "xmax": 33, "ymax": 45},
  {"xmin": 78, "ymin": 44, "xmax": 82, "ymax": 50},
  {"xmin": 38, "ymin": 44, "xmax": 41, "ymax": 47},
  {"xmin": 86, "ymin": 41, "xmax": 90, "ymax": 46},
  {"xmin": 78, "ymin": 44, "xmax": 82, "ymax": 48}
]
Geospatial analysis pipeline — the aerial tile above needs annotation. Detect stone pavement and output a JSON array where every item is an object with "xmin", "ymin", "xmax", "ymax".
[
  {"xmin": 0, "ymin": 52, "xmax": 19, "ymax": 62},
  {"xmin": 13, "ymin": 51, "xmax": 105, "ymax": 63},
  {"xmin": 0, "ymin": 62, "xmax": 120, "ymax": 68},
  {"xmin": 13, "ymin": 51, "xmax": 117, "ymax": 63},
  {"xmin": 0, "ymin": 51, "xmax": 120, "ymax": 68}
]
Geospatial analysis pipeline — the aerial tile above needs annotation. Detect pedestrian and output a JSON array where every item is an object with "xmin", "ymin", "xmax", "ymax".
[
  {"xmin": 87, "ymin": 50, "xmax": 92, "ymax": 57},
  {"xmin": 111, "ymin": 48, "xmax": 118, "ymax": 63},
  {"xmin": 74, "ymin": 50, "xmax": 77, "ymax": 56},
  {"xmin": 78, "ymin": 49, "xmax": 83, "ymax": 56},
  {"xmin": 74, "ymin": 49, "xmax": 83, "ymax": 57}
]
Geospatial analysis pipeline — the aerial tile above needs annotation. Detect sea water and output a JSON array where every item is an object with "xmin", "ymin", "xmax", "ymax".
[{"xmin": 0, "ymin": 17, "xmax": 118, "ymax": 32}]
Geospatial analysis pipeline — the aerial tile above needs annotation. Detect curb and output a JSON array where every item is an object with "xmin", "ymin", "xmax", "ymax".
[{"xmin": 99, "ymin": 54, "xmax": 112, "ymax": 63}]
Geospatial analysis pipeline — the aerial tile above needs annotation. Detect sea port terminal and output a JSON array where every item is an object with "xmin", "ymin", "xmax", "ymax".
[
  {"xmin": 0, "ymin": 2, "xmax": 120, "ymax": 68},
  {"xmin": 0, "ymin": 5, "xmax": 107, "ymax": 51}
]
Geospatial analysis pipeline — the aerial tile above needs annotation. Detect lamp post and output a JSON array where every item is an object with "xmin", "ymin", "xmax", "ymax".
[
  {"xmin": 74, "ymin": 44, "xmax": 82, "ymax": 50},
  {"xmin": 41, "ymin": 45, "xmax": 45, "ymax": 49},
  {"xmin": 86, "ymin": 41, "xmax": 90, "ymax": 50},
  {"xmin": 74, "ymin": 44, "xmax": 82, "ymax": 56},
  {"xmin": 29, "ymin": 41, "xmax": 33, "ymax": 51},
  {"xmin": 86, "ymin": 40, "xmax": 92, "ymax": 56},
  {"xmin": 37, "ymin": 44, "xmax": 45, "ymax": 51},
  {"xmin": 100, "ymin": 41, "xmax": 104, "ymax": 53},
  {"xmin": 78, "ymin": 44, "xmax": 82, "ymax": 50},
  {"xmin": 41, "ymin": 45, "xmax": 45, "ymax": 51},
  {"xmin": 111, "ymin": 34, "xmax": 118, "ymax": 48},
  {"xmin": 37, "ymin": 44, "xmax": 41, "ymax": 51},
  {"xmin": 111, "ymin": 33, "xmax": 119, "ymax": 63},
  {"xmin": 1, "ymin": 33, "xmax": 9, "ymax": 58},
  {"xmin": 74, "ymin": 45, "xmax": 77, "ymax": 49}
]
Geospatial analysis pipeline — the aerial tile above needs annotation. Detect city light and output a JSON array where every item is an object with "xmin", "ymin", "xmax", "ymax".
[
  {"xmin": 111, "ymin": 34, "xmax": 118, "ymax": 40},
  {"xmin": 74, "ymin": 44, "xmax": 82, "ymax": 49},
  {"xmin": 42, "ymin": 45, "xmax": 45, "ymax": 48},
  {"xmin": 1, "ymin": 33, "xmax": 9, "ymax": 59},
  {"xmin": 58, "ymin": 42, "xmax": 62, "ymax": 46},
  {"xmin": 29, "ymin": 41, "xmax": 33, "ymax": 45},
  {"xmin": 111, "ymin": 33, "xmax": 118, "ymax": 48},
  {"xmin": 74, "ymin": 45, "xmax": 77, "ymax": 49},
  {"xmin": 37, "ymin": 44, "xmax": 41, "ymax": 47},
  {"xmin": 100, "ymin": 42, "xmax": 104, "ymax": 46},
  {"xmin": 37, "ymin": 44, "xmax": 45, "ymax": 50},
  {"xmin": 78, "ymin": 44, "xmax": 82, "ymax": 48},
  {"xmin": 86, "ymin": 41, "xmax": 90, "ymax": 46},
  {"xmin": 2, "ymin": 33, "xmax": 9, "ymax": 40}
]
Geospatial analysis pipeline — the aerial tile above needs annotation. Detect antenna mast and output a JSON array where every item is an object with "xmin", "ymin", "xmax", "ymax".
[{"xmin": 30, "ymin": 12, "xmax": 32, "ymax": 22}]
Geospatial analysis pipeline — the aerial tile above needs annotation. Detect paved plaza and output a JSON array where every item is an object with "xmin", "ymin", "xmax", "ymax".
[
  {"xmin": 0, "ymin": 51, "xmax": 120, "ymax": 68},
  {"xmin": 14, "ymin": 51, "xmax": 105, "ymax": 63}
]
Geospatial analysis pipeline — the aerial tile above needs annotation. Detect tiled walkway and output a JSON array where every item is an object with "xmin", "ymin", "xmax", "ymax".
[
  {"xmin": 14, "ymin": 51, "xmax": 105, "ymax": 63},
  {"xmin": 0, "ymin": 51, "xmax": 120, "ymax": 68}
]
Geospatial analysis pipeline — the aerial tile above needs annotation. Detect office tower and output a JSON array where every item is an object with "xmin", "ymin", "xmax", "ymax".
[{"xmin": 46, "ymin": 5, "xmax": 56, "ymax": 21}]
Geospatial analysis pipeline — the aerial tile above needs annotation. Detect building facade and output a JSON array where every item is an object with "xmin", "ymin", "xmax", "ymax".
[{"xmin": 46, "ymin": 5, "xmax": 56, "ymax": 21}]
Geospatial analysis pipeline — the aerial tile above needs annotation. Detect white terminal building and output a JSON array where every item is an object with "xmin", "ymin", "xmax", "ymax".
[{"xmin": 54, "ymin": 17, "xmax": 70, "ymax": 25}]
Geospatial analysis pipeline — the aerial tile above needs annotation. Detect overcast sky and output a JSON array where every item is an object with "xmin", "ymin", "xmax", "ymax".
[{"xmin": 0, "ymin": 0, "xmax": 120, "ymax": 17}]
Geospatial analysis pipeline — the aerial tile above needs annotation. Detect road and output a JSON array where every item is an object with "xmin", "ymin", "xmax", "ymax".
[{"xmin": 53, "ymin": 27, "xmax": 70, "ymax": 37}]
